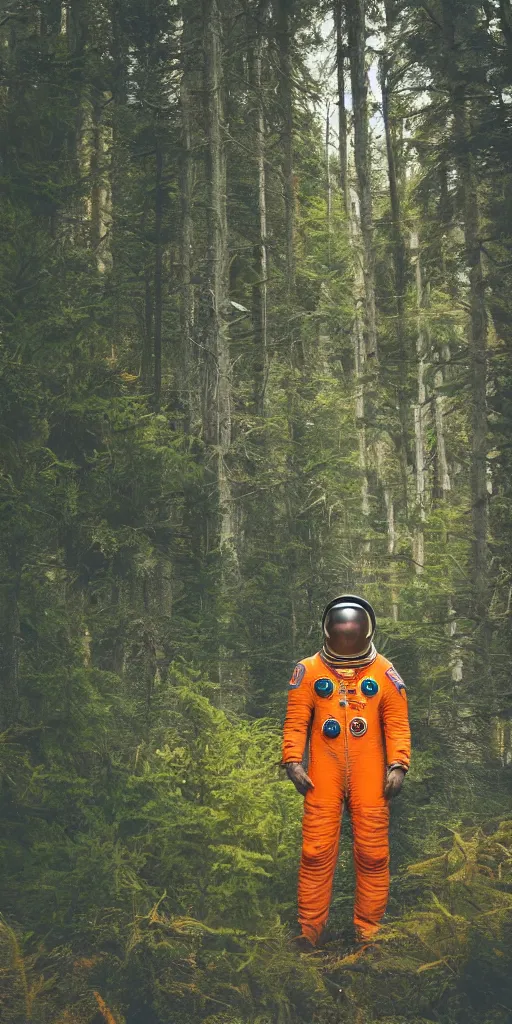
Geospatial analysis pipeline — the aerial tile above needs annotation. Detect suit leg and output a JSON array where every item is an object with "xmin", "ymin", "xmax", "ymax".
[
  {"xmin": 298, "ymin": 792, "xmax": 343, "ymax": 944},
  {"xmin": 350, "ymin": 802, "xmax": 390, "ymax": 939}
]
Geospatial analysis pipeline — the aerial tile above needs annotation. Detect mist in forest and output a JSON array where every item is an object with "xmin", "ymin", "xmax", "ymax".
[{"xmin": 0, "ymin": 0, "xmax": 511, "ymax": 1021}]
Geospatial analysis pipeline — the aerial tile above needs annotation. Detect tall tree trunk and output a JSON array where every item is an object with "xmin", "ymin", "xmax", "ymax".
[
  {"xmin": 154, "ymin": 129, "xmax": 163, "ymax": 410},
  {"xmin": 346, "ymin": 0, "xmax": 377, "ymax": 360},
  {"xmin": 274, "ymin": 0, "xmax": 295, "ymax": 298},
  {"xmin": 441, "ymin": 0, "xmax": 490, "ymax": 696},
  {"xmin": 375, "ymin": 440, "xmax": 399, "ymax": 619},
  {"xmin": 90, "ymin": 90, "xmax": 106, "ymax": 270},
  {"xmin": 202, "ymin": 0, "xmax": 233, "ymax": 553},
  {"xmin": 250, "ymin": 8, "xmax": 269, "ymax": 415},
  {"xmin": 498, "ymin": 0, "xmax": 512, "ymax": 48},
  {"xmin": 433, "ymin": 356, "xmax": 451, "ymax": 500},
  {"xmin": 141, "ymin": 222, "xmax": 153, "ymax": 385},
  {"xmin": 109, "ymin": 0, "xmax": 127, "ymax": 363},
  {"xmin": 334, "ymin": 0, "xmax": 348, "ymax": 216},
  {"xmin": 348, "ymin": 190, "xmax": 371, "ymax": 550},
  {"xmin": 326, "ymin": 103, "xmax": 332, "ymax": 266},
  {"xmin": 410, "ymin": 228, "xmax": 427, "ymax": 572},
  {"xmin": 179, "ymin": 9, "xmax": 195, "ymax": 423},
  {"xmin": 434, "ymin": 164, "xmax": 452, "ymax": 501},
  {"xmin": 380, "ymin": 51, "xmax": 411, "ymax": 510},
  {"xmin": 355, "ymin": 326, "xmax": 370, "ymax": 532},
  {"xmin": 336, "ymin": 4, "xmax": 371, "ymax": 559},
  {"xmin": 66, "ymin": 0, "xmax": 88, "ymax": 242},
  {"xmin": 453, "ymin": 89, "xmax": 489, "ymax": 652}
]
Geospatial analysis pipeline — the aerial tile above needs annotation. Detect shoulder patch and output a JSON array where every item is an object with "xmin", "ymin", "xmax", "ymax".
[
  {"xmin": 385, "ymin": 665, "xmax": 407, "ymax": 694},
  {"xmin": 289, "ymin": 663, "xmax": 306, "ymax": 689}
]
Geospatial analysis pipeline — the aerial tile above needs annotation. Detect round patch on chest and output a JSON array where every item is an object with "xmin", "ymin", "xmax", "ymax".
[
  {"xmin": 322, "ymin": 718, "xmax": 341, "ymax": 738},
  {"xmin": 361, "ymin": 677, "xmax": 379, "ymax": 696},
  {"xmin": 314, "ymin": 677, "xmax": 334, "ymax": 698},
  {"xmin": 349, "ymin": 716, "xmax": 368, "ymax": 737}
]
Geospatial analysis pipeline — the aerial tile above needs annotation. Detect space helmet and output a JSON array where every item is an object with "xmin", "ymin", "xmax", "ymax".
[{"xmin": 321, "ymin": 594, "xmax": 376, "ymax": 658}]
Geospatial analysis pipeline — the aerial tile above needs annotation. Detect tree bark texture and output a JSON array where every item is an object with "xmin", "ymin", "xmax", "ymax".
[
  {"xmin": 202, "ymin": 0, "xmax": 233, "ymax": 552},
  {"xmin": 326, "ymin": 104, "xmax": 332, "ymax": 265},
  {"xmin": 410, "ymin": 229, "xmax": 427, "ymax": 572},
  {"xmin": 433, "ymin": 362, "xmax": 451, "ymax": 499},
  {"xmin": 65, "ymin": 0, "xmax": 88, "ymax": 241},
  {"xmin": 380, "ymin": 53, "xmax": 411, "ymax": 509},
  {"xmin": 142, "ymin": 221, "xmax": 153, "ymax": 386},
  {"xmin": 250, "ymin": 11, "xmax": 269, "ymax": 415},
  {"xmin": 90, "ymin": 93, "xmax": 102, "ymax": 251},
  {"xmin": 274, "ymin": 0, "xmax": 295, "ymax": 298},
  {"xmin": 348, "ymin": 189, "xmax": 370, "ymax": 543},
  {"xmin": 454, "ymin": 91, "xmax": 489, "ymax": 634},
  {"xmin": 346, "ymin": 0, "xmax": 377, "ymax": 360},
  {"xmin": 179, "ymin": 9, "xmax": 196, "ymax": 421},
  {"xmin": 334, "ymin": 0, "xmax": 348, "ymax": 216},
  {"xmin": 375, "ymin": 440, "xmax": 399, "ymax": 619},
  {"xmin": 109, "ymin": 0, "xmax": 128, "ymax": 362},
  {"xmin": 153, "ymin": 130, "xmax": 163, "ymax": 410},
  {"xmin": 89, "ymin": 90, "xmax": 108, "ymax": 272}
]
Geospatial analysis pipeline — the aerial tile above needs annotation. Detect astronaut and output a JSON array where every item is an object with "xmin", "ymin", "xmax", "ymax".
[{"xmin": 282, "ymin": 595, "xmax": 411, "ymax": 947}]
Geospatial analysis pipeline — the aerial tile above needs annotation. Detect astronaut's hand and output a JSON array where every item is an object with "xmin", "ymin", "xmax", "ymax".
[
  {"xmin": 384, "ymin": 766, "xmax": 405, "ymax": 800},
  {"xmin": 284, "ymin": 762, "xmax": 315, "ymax": 796}
]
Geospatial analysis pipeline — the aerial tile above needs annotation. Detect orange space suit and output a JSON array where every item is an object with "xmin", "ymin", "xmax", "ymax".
[{"xmin": 282, "ymin": 649, "xmax": 411, "ymax": 945}]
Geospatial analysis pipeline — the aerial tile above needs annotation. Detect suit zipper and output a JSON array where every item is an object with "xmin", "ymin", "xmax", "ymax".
[
  {"xmin": 336, "ymin": 677, "xmax": 350, "ymax": 799},
  {"xmin": 344, "ymin": 699, "xmax": 350, "ymax": 799}
]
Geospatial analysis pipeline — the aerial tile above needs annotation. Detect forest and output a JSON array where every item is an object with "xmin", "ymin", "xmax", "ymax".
[{"xmin": 1, "ymin": 0, "xmax": 512, "ymax": 1021}]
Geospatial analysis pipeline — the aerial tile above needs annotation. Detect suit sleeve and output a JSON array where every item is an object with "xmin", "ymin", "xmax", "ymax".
[
  {"xmin": 281, "ymin": 662, "xmax": 314, "ymax": 765},
  {"xmin": 380, "ymin": 666, "xmax": 411, "ymax": 771}
]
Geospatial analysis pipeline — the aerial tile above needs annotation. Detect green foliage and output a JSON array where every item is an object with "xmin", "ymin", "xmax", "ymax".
[{"xmin": 1, "ymin": 0, "xmax": 512, "ymax": 1022}]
